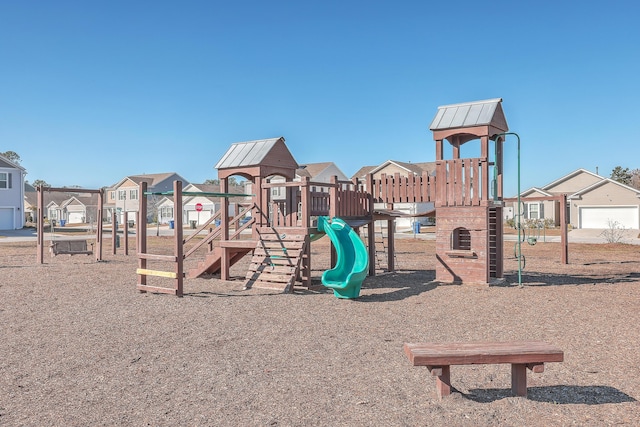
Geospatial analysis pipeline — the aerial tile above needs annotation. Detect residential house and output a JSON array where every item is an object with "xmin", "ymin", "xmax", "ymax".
[
  {"xmin": 352, "ymin": 160, "xmax": 437, "ymax": 229},
  {"xmin": 512, "ymin": 168, "xmax": 640, "ymax": 229},
  {"xmin": 156, "ymin": 182, "xmax": 248, "ymax": 225},
  {"xmin": 107, "ymin": 172, "xmax": 190, "ymax": 224},
  {"xmin": 0, "ymin": 154, "xmax": 27, "ymax": 230},
  {"xmin": 38, "ymin": 191, "xmax": 98, "ymax": 225},
  {"xmin": 268, "ymin": 162, "xmax": 350, "ymax": 199},
  {"xmin": 23, "ymin": 182, "xmax": 37, "ymax": 223}
]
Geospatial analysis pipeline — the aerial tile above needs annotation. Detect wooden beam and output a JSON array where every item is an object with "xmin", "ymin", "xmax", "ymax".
[{"xmin": 136, "ymin": 268, "xmax": 179, "ymax": 279}]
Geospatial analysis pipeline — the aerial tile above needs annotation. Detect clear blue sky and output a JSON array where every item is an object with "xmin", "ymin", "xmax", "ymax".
[{"xmin": 1, "ymin": 1, "xmax": 638, "ymax": 196}]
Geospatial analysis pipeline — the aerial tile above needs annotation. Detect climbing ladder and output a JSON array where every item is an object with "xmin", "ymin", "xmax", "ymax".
[
  {"xmin": 245, "ymin": 227, "xmax": 308, "ymax": 292},
  {"xmin": 488, "ymin": 207, "xmax": 498, "ymax": 278}
]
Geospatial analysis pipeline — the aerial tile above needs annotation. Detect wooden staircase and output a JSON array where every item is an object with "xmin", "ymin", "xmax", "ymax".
[
  {"xmin": 245, "ymin": 227, "xmax": 308, "ymax": 292},
  {"xmin": 187, "ymin": 243, "xmax": 254, "ymax": 279}
]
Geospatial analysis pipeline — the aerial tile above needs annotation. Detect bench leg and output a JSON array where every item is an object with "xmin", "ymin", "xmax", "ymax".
[
  {"xmin": 428, "ymin": 365, "xmax": 451, "ymax": 399},
  {"xmin": 511, "ymin": 364, "xmax": 528, "ymax": 397}
]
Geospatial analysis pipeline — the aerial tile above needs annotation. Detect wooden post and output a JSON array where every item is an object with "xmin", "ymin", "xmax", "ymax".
[
  {"xmin": 96, "ymin": 190, "xmax": 104, "ymax": 261},
  {"xmin": 220, "ymin": 177, "xmax": 230, "ymax": 281},
  {"xmin": 301, "ymin": 176, "xmax": 311, "ymax": 287},
  {"xmin": 123, "ymin": 213, "xmax": 129, "ymax": 255},
  {"xmin": 112, "ymin": 210, "xmax": 118, "ymax": 255},
  {"xmin": 138, "ymin": 182, "xmax": 148, "ymax": 291},
  {"xmin": 481, "ymin": 159, "xmax": 489, "ymax": 204},
  {"xmin": 174, "ymin": 180, "xmax": 184, "ymax": 297},
  {"xmin": 431, "ymin": 366, "xmax": 451, "ymax": 399},
  {"xmin": 368, "ymin": 219, "xmax": 375, "ymax": 277},
  {"xmin": 329, "ymin": 176, "xmax": 338, "ymax": 218},
  {"xmin": 37, "ymin": 185, "xmax": 44, "ymax": 264},
  {"xmin": 387, "ymin": 218, "xmax": 395, "ymax": 272},
  {"xmin": 511, "ymin": 364, "xmax": 528, "ymax": 396},
  {"xmin": 496, "ymin": 136, "xmax": 504, "ymax": 200},
  {"xmin": 366, "ymin": 173, "xmax": 376, "ymax": 277},
  {"xmin": 560, "ymin": 194, "xmax": 568, "ymax": 264}
]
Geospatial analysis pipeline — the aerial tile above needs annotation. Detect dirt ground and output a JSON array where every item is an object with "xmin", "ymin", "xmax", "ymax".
[{"xmin": 1, "ymin": 235, "xmax": 639, "ymax": 426}]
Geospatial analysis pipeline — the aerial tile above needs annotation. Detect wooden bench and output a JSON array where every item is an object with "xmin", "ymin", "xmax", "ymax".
[
  {"xmin": 50, "ymin": 240, "xmax": 94, "ymax": 256},
  {"xmin": 404, "ymin": 341, "xmax": 563, "ymax": 399}
]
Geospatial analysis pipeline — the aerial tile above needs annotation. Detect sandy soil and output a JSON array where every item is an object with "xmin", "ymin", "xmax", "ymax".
[{"xmin": 1, "ymin": 235, "xmax": 639, "ymax": 426}]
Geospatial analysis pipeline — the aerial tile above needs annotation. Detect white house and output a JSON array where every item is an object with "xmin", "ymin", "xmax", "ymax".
[{"xmin": 0, "ymin": 154, "xmax": 26, "ymax": 230}]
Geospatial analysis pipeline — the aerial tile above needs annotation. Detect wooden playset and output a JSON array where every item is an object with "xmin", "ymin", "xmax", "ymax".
[{"xmin": 134, "ymin": 99, "xmax": 538, "ymax": 296}]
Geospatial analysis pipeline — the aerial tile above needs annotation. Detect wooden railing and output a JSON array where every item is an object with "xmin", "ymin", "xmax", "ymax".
[
  {"xmin": 435, "ymin": 158, "xmax": 488, "ymax": 207},
  {"xmin": 260, "ymin": 176, "xmax": 372, "ymax": 228},
  {"xmin": 369, "ymin": 172, "xmax": 435, "ymax": 204}
]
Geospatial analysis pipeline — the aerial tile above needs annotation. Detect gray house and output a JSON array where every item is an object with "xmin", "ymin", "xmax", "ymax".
[{"xmin": 511, "ymin": 169, "xmax": 640, "ymax": 229}]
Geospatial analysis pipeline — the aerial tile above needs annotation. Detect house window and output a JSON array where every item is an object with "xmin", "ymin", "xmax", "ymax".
[
  {"xmin": 451, "ymin": 227, "xmax": 471, "ymax": 250},
  {"xmin": 118, "ymin": 190, "xmax": 126, "ymax": 200},
  {"xmin": 0, "ymin": 172, "xmax": 11, "ymax": 189},
  {"xmin": 528, "ymin": 203, "xmax": 540, "ymax": 219},
  {"xmin": 110, "ymin": 191, "xmax": 115, "ymax": 200},
  {"xmin": 160, "ymin": 207, "xmax": 173, "ymax": 219},
  {"xmin": 129, "ymin": 189, "xmax": 138, "ymax": 200},
  {"xmin": 271, "ymin": 187, "xmax": 283, "ymax": 198}
]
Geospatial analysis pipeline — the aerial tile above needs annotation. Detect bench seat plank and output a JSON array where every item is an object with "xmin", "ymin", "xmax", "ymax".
[{"xmin": 404, "ymin": 341, "xmax": 564, "ymax": 366}]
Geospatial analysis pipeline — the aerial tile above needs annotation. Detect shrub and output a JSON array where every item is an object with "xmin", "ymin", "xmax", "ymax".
[{"xmin": 600, "ymin": 219, "xmax": 627, "ymax": 243}]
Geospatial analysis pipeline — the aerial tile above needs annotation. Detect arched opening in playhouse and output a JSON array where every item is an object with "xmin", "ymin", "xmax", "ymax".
[{"xmin": 451, "ymin": 227, "xmax": 471, "ymax": 251}]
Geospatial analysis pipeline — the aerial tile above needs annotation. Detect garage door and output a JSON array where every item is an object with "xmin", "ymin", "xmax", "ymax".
[
  {"xmin": 187, "ymin": 210, "xmax": 213, "ymax": 225},
  {"xmin": 68, "ymin": 212, "xmax": 84, "ymax": 224},
  {"xmin": 0, "ymin": 208, "xmax": 13, "ymax": 230},
  {"xmin": 579, "ymin": 206, "xmax": 639, "ymax": 229}
]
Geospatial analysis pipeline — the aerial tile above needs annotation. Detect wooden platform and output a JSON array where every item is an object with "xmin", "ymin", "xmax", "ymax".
[{"xmin": 404, "ymin": 341, "xmax": 564, "ymax": 398}]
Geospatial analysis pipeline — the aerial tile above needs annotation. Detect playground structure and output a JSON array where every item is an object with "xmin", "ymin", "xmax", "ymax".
[
  {"xmin": 135, "ymin": 98, "xmax": 544, "ymax": 296},
  {"xmin": 36, "ymin": 186, "xmax": 135, "ymax": 263},
  {"xmin": 135, "ymin": 137, "xmax": 377, "ymax": 297}
]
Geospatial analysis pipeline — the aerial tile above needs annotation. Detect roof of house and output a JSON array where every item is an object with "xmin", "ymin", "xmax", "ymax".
[
  {"xmin": 186, "ymin": 183, "xmax": 246, "ymax": 194},
  {"xmin": 541, "ymin": 168, "xmax": 603, "ymax": 192},
  {"xmin": 351, "ymin": 165, "xmax": 377, "ymax": 180},
  {"xmin": 568, "ymin": 178, "xmax": 640, "ymax": 199},
  {"xmin": 521, "ymin": 187, "xmax": 554, "ymax": 197},
  {"xmin": 370, "ymin": 160, "xmax": 436, "ymax": 176},
  {"xmin": 61, "ymin": 194, "xmax": 100, "ymax": 208},
  {"xmin": 0, "ymin": 154, "xmax": 26, "ymax": 171},
  {"xmin": 24, "ymin": 191, "xmax": 38, "ymax": 207},
  {"xmin": 298, "ymin": 162, "xmax": 333, "ymax": 177},
  {"xmin": 429, "ymin": 98, "xmax": 508, "ymax": 132},
  {"xmin": 110, "ymin": 172, "xmax": 187, "ymax": 189}
]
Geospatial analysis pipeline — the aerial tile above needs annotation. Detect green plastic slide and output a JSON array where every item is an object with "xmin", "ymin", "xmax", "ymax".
[{"xmin": 317, "ymin": 216, "xmax": 369, "ymax": 299}]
